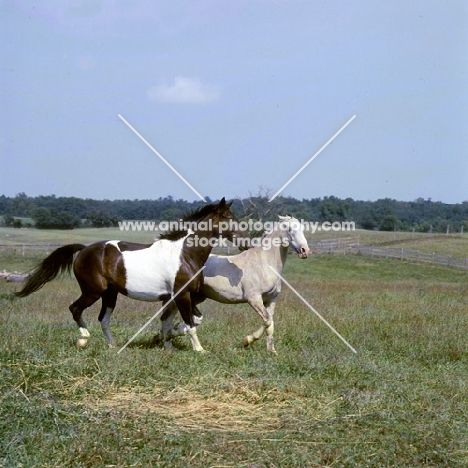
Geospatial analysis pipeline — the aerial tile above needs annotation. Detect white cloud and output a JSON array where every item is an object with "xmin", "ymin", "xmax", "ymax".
[{"xmin": 147, "ymin": 77, "xmax": 220, "ymax": 104}]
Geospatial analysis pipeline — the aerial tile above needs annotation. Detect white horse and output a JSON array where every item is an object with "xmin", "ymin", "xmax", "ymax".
[{"xmin": 160, "ymin": 215, "xmax": 310, "ymax": 353}]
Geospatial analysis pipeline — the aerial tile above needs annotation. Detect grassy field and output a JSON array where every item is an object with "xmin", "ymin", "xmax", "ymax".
[
  {"xmin": 0, "ymin": 226, "xmax": 159, "ymax": 245},
  {"xmin": 368, "ymin": 235, "xmax": 468, "ymax": 258},
  {"xmin": 1, "ymin": 231, "xmax": 468, "ymax": 467}
]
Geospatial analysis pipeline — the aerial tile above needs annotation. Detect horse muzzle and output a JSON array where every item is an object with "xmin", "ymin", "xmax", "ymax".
[{"xmin": 297, "ymin": 245, "xmax": 309, "ymax": 259}]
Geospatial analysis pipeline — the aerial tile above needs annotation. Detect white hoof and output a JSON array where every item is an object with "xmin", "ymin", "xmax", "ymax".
[
  {"xmin": 76, "ymin": 338, "xmax": 88, "ymax": 349},
  {"xmin": 79, "ymin": 327, "xmax": 90, "ymax": 338},
  {"xmin": 176, "ymin": 324, "xmax": 190, "ymax": 335}
]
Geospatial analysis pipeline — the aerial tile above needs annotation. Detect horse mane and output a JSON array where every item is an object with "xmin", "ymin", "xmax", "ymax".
[
  {"xmin": 159, "ymin": 202, "xmax": 219, "ymax": 241},
  {"xmin": 180, "ymin": 203, "xmax": 218, "ymax": 222},
  {"xmin": 159, "ymin": 230, "xmax": 188, "ymax": 241},
  {"xmin": 261, "ymin": 215, "xmax": 296, "ymax": 239}
]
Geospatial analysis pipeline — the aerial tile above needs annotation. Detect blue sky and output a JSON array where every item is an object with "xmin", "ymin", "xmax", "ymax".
[{"xmin": 1, "ymin": 0, "xmax": 467, "ymax": 203}]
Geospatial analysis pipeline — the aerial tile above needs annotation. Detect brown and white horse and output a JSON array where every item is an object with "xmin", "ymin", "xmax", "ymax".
[{"xmin": 16, "ymin": 198, "xmax": 246, "ymax": 350}]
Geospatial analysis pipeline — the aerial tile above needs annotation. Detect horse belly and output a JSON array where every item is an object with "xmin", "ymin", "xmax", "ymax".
[
  {"xmin": 122, "ymin": 245, "xmax": 181, "ymax": 301},
  {"xmin": 202, "ymin": 276, "xmax": 245, "ymax": 304},
  {"xmin": 125, "ymin": 276, "xmax": 169, "ymax": 301}
]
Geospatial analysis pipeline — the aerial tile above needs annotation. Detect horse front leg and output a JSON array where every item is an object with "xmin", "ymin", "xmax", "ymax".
[
  {"xmin": 243, "ymin": 296, "xmax": 273, "ymax": 350},
  {"xmin": 173, "ymin": 293, "xmax": 205, "ymax": 352}
]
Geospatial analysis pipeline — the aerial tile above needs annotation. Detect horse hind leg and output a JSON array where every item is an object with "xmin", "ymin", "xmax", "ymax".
[
  {"xmin": 265, "ymin": 300, "xmax": 277, "ymax": 354},
  {"xmin": 98, "ymin": 287, "xmax": 118, "ymax": 348},
  {"xmin": 160, "ymin": 301, "xmax": 178, "ymax": 350},
  {"xmin": 69, "ymin": 291, "xmax": 101, "ymax": 345}
]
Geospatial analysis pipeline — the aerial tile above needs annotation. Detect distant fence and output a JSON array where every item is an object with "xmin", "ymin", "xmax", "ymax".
[
  {"xmin": 0, "ymin": 243, "xmax": 64, "ymax": 256},
  {"xmin": 309, "ymin": 237, "xmax": 468, "ymax": 270},
  {"xmin": 1, "ymin": 240, "xmax": 468, "ymax": 270},
  {"xmin": 350, "ymin": 245, "xmax": 468, "ymax": 269},
  {"xmin": 0, "ymin": 243, "xmax": 238, "ymax": 257},
  {"xmin": 310, "ymin": 236, "xmax": 361, "ymax": 253}
]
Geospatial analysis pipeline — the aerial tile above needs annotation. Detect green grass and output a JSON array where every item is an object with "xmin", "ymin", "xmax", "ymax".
[
  {"xmin": 374, "ymin": 235, "xmax": 468, "ymax": 258},
  {"xmin": 0, "ymin": 226, "xmax": 158, "ymax": 245},
  {"xmin": 1, "ymin": 248, "xmax": 467, "ymax": 467}
]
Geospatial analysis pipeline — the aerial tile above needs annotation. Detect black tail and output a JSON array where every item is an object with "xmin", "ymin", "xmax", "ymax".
[{"xmin": 15, "ymin": 244, "xmax": 86, "ymax": 298}]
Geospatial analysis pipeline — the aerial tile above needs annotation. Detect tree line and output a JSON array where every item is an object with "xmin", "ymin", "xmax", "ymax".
[{"xmin": 1, "ymin": 192, "xmax": 467, "ymax": 233}]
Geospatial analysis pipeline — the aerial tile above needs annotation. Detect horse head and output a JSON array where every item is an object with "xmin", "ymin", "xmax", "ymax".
[
  {"xmin": 214, "ymin": 197, "xmax": 250, "ymax": 249},
  {"xmin": 278, "ymin": 215, "xmax": 309, "ymax": 259}
]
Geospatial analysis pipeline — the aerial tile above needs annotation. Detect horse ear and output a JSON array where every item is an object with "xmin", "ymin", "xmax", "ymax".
[
  {"xmin": 278, "ymin": 215, "xmax": 288, "ymax": 221},
  {"xmin": 219, "ymin": 197, "xmax": 226, "ymax": 207}
]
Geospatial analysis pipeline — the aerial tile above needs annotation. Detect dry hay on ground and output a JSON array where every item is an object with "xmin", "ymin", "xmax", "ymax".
[{"xmin": 84, "ymin": 382, "xmax": 331, "ymax": 435}]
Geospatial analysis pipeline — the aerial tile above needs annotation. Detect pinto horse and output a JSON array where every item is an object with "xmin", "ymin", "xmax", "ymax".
[
  {"xmin": 161, "ymin": 215, "xmax": 310, "ymax": 353},
  {"xmin": 16, "ymin": 198, "xmax": 245, "ymax": 350}
]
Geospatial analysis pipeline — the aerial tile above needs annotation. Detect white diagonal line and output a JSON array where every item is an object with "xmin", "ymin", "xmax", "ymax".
[
  {"xmin": 268, "ymin": 266, "xmax": 357, "ymax": 353},
  {"xmin": 117, "ymin": 266, "xmax": 206, "ymax": 354},
  {"xmin": 269, "ymin": 115, "xmax": 356, "ymax": 202},
  {"xmin": 118, "ymin": 114, "xmax": 207, "ymax": 202}
]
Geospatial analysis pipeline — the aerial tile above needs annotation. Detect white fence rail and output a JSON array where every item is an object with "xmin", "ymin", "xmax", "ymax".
[
  {"xmin": 0, "ymin": 243, "xmax": 239, "ymax": 257},
  {"xmin": 310, "ymin": 236, "xmax": 361, "ymax": 253},
  {"xmin": 350, "ymin": 245, "xmax": 468, "ymax": 269},
  {"xmin": 1, "ymin": 240, "xmax": 467, "ymax": 269},
  {"xmin": 0, "ymin": 243, "xmax": 64, "ymax": 256},
  {"xmin": 309, "ymin": 238, "xmax": 468, "ymax": 269}
]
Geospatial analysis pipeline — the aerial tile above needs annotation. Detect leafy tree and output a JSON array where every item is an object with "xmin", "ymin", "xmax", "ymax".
[
  {"xmin": 379, "ymin": 215, "xmax": 401, "ymax": 231},
  {"xmin": 2, "ymin": 214, "xmax": 14, "ymax": 227},
  {"xmin": 10, "ymin": 192, "xmax": 35, "ymax": 217},
  {"xmin": 32, "ymin": 207, "xmax": 80, "ymax": 229},
  {"xmin": 32, "ymin": 207, "xmax": 53, "ymax": 228},
  {"xmin": 87, "ymin": 210, "xmax": 122, "ymax": 227},
  {"xmin": 360, "ymin": 217, "xmax": 378, "ymax": 230}
]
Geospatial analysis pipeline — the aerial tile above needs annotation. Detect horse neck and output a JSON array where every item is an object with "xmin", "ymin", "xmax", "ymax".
[
  {"xmin": 263, "ymin": 227, "xmax": 290, "ymax": 271},
  {"xmin": 190, "ymin": 229, "xmax": 216, "ymax": 264},
  {"xmin": 185, "ymin": 215, "xmax": 220, "ymax": 266}
]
